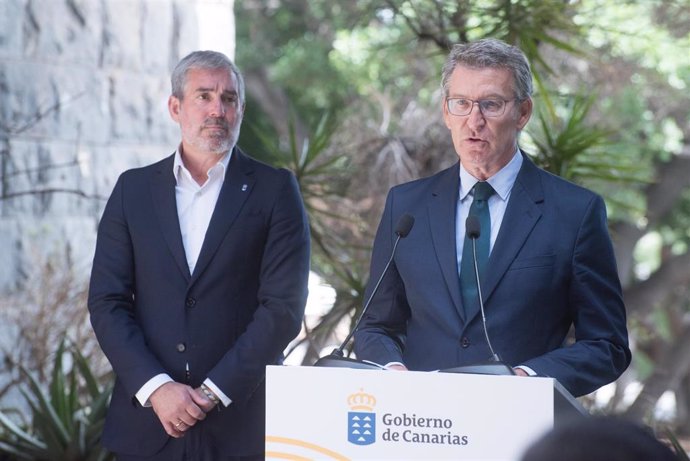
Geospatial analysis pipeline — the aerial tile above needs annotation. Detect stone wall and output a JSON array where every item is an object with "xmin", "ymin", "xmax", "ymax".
[{"xmin": 0, "ymin": 0, "xmax": 236, "ymax": 290}]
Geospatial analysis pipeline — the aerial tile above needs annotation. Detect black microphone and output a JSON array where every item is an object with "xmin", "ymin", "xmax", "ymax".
[
  {"xmin": 313, "ymin": 213, "xmax": 415, "ymax": 369},
  {"xmin": 465, "ymin": 214, "xmax": 481, "ymax": 239},
  {"xmin": 443, "ymin": 215, "xmax": 514, "ymax": 376}
]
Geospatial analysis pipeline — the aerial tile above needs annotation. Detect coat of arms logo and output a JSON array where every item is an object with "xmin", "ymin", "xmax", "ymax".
[{"xmin": 347, "ymin": 388, "xmax": 376, "ymax": 445}]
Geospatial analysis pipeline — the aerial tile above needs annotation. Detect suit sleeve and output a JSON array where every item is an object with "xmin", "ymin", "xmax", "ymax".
[
  {"xmin": 522, "ymin": 195, "xmax": 631, "ymax": 396},
  {"xmin": 206, "ymin": 170, "xmax": 310, "ymax": 402},
  {"xmin": 353, "ymin": 189, "xmax": 411, "ymax": 365},
  {"xmin": 88, "ymin": 175, "xmax": 168, "ymax": 397}
]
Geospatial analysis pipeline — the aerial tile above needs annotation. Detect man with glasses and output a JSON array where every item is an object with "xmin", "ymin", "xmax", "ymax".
[{"xmin": 354, "ymin": 38, "xmax": 630, "ymax": 397}]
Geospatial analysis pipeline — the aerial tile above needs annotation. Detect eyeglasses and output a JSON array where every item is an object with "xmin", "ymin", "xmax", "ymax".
[{"xmin": 445, "ymin": 98, "xmax": 518, "ymax": 117}]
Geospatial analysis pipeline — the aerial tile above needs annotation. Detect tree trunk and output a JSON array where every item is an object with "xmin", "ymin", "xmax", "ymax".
[{"xmin": 625, "ymin": 325, "xmax": 690, "ymax": 420}]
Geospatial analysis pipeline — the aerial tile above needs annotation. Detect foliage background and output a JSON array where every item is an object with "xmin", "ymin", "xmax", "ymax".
[
  {"xmin": 1, "ymin": 0, "xmax": 690, "ymax": 456},
  {"xmin": 233, "ymin": 0, "xmax": 690, "ymax": 429}
]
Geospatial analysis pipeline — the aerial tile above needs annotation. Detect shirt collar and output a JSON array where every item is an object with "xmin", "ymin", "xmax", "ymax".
[
  {"xmin": 173, "ymin": 146, "xmax": 233, "ymax": 185},
  {"xmin": 459, "ymin": 148, "xmax": 523, "ymax": 201}
]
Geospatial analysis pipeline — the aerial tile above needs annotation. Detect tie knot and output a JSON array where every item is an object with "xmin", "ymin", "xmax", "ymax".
[{"xmin": 473, "ymin": 181, "xmax": 495, "ymax": 201}]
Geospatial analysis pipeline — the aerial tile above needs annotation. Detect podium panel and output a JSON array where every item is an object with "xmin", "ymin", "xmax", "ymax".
[{"xmin": 266, "ymin": 366, "xmax": 557, "ymax": 460}]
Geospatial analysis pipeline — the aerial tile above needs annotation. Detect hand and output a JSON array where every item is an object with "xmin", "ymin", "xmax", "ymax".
[
  {"xmin": 149, "ymin": 382, "xmax": 208, "ymax": 438},
  {"xmin": 194, "ymin": 386, "xmax": 219, "ymax": 413},
  {"xmin": 385, "ymin": 363, "xmax": 408, "ymax": 371},
  {"xmin": 513, "ymin": 368, "xmax": 529, "ymax": 377}
]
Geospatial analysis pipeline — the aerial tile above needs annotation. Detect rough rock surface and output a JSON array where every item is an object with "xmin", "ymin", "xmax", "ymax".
[{"xmin": 0, "ymin": 0, "xmax": 236, "ymax": 290}]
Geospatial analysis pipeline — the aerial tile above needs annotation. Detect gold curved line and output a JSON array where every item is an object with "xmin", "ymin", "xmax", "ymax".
[
  {"xmin": 264, "ymin": 451, "xmax": 311, "ymax": 460},
  {"xmin": 265, "ymin": 436, "xmax": 351, "ymax": 460}
]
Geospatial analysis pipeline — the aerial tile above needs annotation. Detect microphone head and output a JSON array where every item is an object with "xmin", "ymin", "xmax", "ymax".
[
  {"xmin": 395, "ymin": 213, "xmax": 415, "ymax": 238},
  {"xmin": 465, "ymin": 215, "xmax": 481, "ymax": 239}
]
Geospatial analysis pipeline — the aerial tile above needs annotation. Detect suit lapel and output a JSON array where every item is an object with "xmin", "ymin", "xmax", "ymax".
[
  {"xmin": 151, "ymin": 154, "xmax": 191, "ymax": 281},
  {"xmin": 480, "ymin": 155, "xmax": 544, "ymax": 308},
  {"xmin": 190, "ymin": 148, "xmax": 255, "ymax": 285},
  {"xmin": 427, "ymin": 163, "xmax": 466, "ymax": 321}
]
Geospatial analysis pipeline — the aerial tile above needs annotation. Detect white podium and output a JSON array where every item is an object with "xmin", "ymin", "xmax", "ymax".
[{"xmin": 265, "ymin": 366, "xmax": 585, "ymax": 460}]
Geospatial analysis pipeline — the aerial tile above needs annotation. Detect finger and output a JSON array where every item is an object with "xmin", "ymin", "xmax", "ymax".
[
  {"xmin": 175, "ymin": 416, "xmax": 197, "ymax": 429},
  {"xmin": 196, "ymin": 397, "xmax": 216, "ymax": 414},
  {"xmin": 172, "ymin": 411, "xmax": 198, "ymax": 428},
  {"xmin": 159, "ymin": 415, "xmax": 188, "ymax": 437},
  {"xmin": 191, "ymin": 388, "xmax": 213, "ymax": 413},
  {"xmin": 186, "ymin": 402, "xmax": 208, "ymax": 421},
  {"xmin": 166, "ymin": 422, "xmax": 185, "ymax": 438}
]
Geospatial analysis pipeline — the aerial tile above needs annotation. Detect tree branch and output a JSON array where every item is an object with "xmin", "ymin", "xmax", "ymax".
[
  {"xmin": 243, "ymin": 66, "xmax": 309, "ymax": 148},
  {"xmin": 624, "ymin": 322, "xmax": 690, "ymax": 420},
  {"xmin": 0, "ymin": 188, "xmax": 106, "ymax": 201},
  {"xmin": 613, "ymin": 144, "xmax": 690, "ymax": 285},
  {"xmin": 624, "ymin": 251, "xmax": 690, "ymax": 316}
]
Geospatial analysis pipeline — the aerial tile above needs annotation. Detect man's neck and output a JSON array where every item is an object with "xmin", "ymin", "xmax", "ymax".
[{"xmin": 180, "ymin": 146, "xmax": 229, "ymax": 185}]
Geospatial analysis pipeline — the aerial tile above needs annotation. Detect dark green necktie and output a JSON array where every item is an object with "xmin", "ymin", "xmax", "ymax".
[{"xmin": 460, "ymin": 181, "xmax": 495, "ymax": 317}]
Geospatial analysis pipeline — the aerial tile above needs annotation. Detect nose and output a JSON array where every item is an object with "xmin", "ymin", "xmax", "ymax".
[
  {"xmin": 209, "ymin": 97, "xmax": 226, "ymax": 117},
  {"xmin": 467, "ymin": 102, "xmax": 486, "ymax": 130}
]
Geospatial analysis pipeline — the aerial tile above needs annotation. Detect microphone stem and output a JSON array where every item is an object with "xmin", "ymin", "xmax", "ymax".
[
  {"xmin": 471, "ymin": 238, "xmax": 499, "ymax": 361},
  {"xmin": 334, "ymin": 233, "xmax": 403, "ymax": 357}
]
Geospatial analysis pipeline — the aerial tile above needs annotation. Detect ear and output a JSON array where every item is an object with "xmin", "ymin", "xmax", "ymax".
[
  {"xmin": 516, "ymin": 98, "xmax": 533, "ymax": 130},
  {"xmin": 442, "ymin": 98, "xmax": 452, "ymax": 130},
  {"xmin": 168, "ymin": 95, "xmax": 181, "ymax": 122}
]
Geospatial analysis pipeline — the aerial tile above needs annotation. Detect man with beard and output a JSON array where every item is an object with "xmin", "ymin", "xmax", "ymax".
[{"xmin": 88, "ymin": 51, "xmax": 310, "ymax": 460}]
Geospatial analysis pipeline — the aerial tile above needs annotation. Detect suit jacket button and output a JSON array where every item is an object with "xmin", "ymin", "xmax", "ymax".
[
  {"xmin": 185, "ymin": 297, "xmax": 196, "ymax": 308},
  {"xmin": 176, "ymin": 343, "xmax": 186, "ymax": 353},
  {"xmin": 461, "ymin": 337, "xmax": 470, "ymax": 348}
]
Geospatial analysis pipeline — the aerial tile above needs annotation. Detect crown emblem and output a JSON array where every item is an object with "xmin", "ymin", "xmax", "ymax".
[{"xmin": 348, "ymin": 388, "xmax": 376, "ymax": 411}]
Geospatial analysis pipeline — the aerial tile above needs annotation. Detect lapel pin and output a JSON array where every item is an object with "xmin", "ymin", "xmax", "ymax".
[{"xmin": 241, "ymin": 184, "xmax": 248, "ymax": 192}]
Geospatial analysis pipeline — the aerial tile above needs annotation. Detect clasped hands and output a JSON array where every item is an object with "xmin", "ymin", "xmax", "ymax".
[{"xmin": 149, "ymin": 382, "xmax": 218, "ymax": 438}]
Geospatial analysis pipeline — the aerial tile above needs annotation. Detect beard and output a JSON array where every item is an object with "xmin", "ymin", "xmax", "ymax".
[
  {"xmin": 189, "ymin": 118, "xmax": 241, "ymax": 155},
  {"xmin": 204, "ymin": 132, "xmax": 235, "ymax": 154}
]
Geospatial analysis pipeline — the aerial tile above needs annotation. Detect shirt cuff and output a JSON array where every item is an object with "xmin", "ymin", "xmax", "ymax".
[
  {"xmin": 204, "ymin": 378, "xmax": 232, "ymax": 407},
  {"xmin": 135, "ymin": 373, "xmax": 173, "ymax": 407},
  {"xmin": 514, "ymin": 365, "xmax": 537, "ymax": 376}
]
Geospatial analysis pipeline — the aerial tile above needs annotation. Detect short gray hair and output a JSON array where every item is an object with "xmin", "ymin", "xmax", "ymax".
[
  {"xmin": 171, "ymin": 50, "xmax": 245, "ymax": 103},
  {"xmin": 440, "ymin": 38, "xmax": 533, "ymax": 101}
]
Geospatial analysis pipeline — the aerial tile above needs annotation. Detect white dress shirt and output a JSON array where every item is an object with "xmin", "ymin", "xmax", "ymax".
[
  {"xmin": 135, "ymin": 148, "xmax": 233, "ymax": 407},
  {"xmin": 455, "ymin": 148, "xmax": 522, "ymax": 272}
]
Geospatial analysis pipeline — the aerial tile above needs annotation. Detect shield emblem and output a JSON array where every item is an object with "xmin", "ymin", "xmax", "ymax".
[{"xmin": 348, "ymin": 411, "xmax": 375, "ymax": 445}]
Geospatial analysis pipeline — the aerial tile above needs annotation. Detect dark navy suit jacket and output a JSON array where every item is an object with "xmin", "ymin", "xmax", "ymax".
[
  {"xmin": 354, "ymin": 154, "xmax": 630, "ymax": 397},
  {"xmin": 88, "ymin": 148, "xmax": 310, "ymax": 456}
]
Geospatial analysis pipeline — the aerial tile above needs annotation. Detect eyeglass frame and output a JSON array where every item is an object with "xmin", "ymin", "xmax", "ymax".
[{"xmin": 445, "ymin": 97, "xmax": 521, "ymax": 117}]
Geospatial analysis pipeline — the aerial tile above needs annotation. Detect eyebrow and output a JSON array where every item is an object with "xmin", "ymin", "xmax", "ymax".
[
  {"xmin": 447, "ymin": 93, "xmax": 507, "ymax": 99},
  {"xmin": 193, "ymin": 87, "xmax": 238, "ymax": 96}
]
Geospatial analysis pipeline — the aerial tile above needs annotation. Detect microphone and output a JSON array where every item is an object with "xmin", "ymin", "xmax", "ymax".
[
  {"xmin": 313, "ymin": 213, "xmax": 415, "ymax": 369},
  {"xmin": 443, "ymin": 215, "xmax": 514, "ymax": 376},
  {"xmin": 465, "ymin": 214, "xmax": 481, "ymax": 239}
]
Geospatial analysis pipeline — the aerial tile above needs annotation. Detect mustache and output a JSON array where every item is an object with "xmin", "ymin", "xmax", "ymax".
[{"xmin": 202, "ymin": 119, "xmax": 229, "ymax": 129}]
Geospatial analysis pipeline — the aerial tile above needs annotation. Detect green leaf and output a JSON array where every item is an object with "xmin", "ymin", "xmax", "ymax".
[
  {"xmin": 665, "ymin": 429, "xmax": 689, "ymax": 460},
  {"xmin": 73, "ymin": 345, "xmax": 102, "ymax": 399},
  {"xmin": 0, "ymin": 440, "xmax": 36, "ymax": 460},
  {"xmin": 0, "ymin": 337, "xmax": 114, "ymax": 460},
  {"xmin": 21, "ymin": 366, "xmax": 71, "ymax": 446},
  {"xmin": 0, "ymin": 411, "xmax": 48, "ymax": 452}
]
